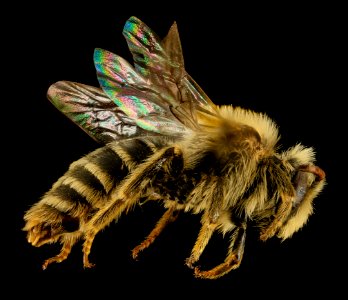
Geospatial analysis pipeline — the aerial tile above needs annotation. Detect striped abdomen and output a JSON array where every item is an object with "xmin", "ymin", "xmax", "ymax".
[{"xmin": 23, "ymin": 137, "xmax": 170, "ymax": 239}]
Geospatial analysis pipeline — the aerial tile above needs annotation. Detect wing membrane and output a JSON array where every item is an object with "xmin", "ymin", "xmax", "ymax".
[
  {"xmin": 48, "ymin": 16, "xmax": 220, "ymax": 143},
  {"xmin": 47, "ymin": 81, "xmax": 151, "ymax": 144},
  {"xmin": 94, "ymin": 49, "xmax": 185, "ymax": 135},
  {"xmin": 126, "ymin": 17, "xmax": 215, "ymax": 110},
  {"xmin": 95, "ymin": 16, "xmax": 219, "ymax": 136}
]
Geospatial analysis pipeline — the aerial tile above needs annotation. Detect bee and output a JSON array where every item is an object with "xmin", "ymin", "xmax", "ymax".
[{"xmin": 23, "ymin": 16, "xmax": 326, "ymax": 279}]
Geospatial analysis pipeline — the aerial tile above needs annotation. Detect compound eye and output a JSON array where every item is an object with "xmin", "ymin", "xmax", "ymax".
[
  {"xmin": 292, "ymin": 171, "xmax": 311, "ymax": 209},
  {"xmin": 292, "ymin": 164, "xmax": 325, "ymax": 209}
]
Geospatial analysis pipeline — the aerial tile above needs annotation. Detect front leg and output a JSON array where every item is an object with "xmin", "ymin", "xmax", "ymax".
[
  {"xmin": 260, "ymin": 193, "xmax": 292, "ymax": 241},
  {"xmin": 194, "ymin": 225, "xmax": 246, "ymax": 279}
]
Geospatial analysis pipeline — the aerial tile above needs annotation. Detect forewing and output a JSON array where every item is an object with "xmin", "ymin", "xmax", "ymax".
[
  {"xmin": 47, "ymin": 81, "xmax": 151, "ymax": 144},
  {"xmin": 94, "ymin": 49, "xmax": 185, "ymax": 135},
  {"xmin": 125, "ymin": 17, "xmax": 220, "ymax": 127},
  {"xmin": 95, "ymin": 16, "xmax": 219, "ymax": 136}
]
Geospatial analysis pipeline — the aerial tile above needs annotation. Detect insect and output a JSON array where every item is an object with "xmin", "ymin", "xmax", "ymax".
[{"xmin": 23, "ymin": 16, "xmax": 326, "ymax": 279}]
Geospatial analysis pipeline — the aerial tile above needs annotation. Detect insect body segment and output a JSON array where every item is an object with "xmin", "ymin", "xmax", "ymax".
[
  {"xmin": 23, "ymin": 16, "xmax": 325, "ymax": 279},
  {"xmin": 24, "ymin": 136, "xmax": 172, "ymax": 268}
]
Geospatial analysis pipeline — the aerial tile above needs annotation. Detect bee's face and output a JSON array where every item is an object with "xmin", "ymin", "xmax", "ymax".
[{"xmin": 276, "ymin": 147, "xmax": 326, "ymax": 240}]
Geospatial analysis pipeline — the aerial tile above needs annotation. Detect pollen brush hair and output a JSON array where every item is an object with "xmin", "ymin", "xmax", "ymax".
[{"xmin": 23, "ymin": 16, "xmax": 326, "ymax": 279}]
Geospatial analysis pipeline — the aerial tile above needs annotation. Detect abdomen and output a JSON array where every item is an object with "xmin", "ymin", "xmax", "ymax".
[{"xmin": 23, "ymin": 136, "xmax": 171, "ymax": 245}]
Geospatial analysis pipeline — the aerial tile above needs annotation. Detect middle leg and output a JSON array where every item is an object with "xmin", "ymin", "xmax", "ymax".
[
  {"xmin": 132, "ymin": 206, "xmax": 180, "ymax": 260},
  {"xmin": 185, "ymin": 213, "xmax": 218, "ymax": 269}
]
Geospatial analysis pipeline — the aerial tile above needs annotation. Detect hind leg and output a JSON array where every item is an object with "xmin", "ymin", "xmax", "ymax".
[
  {"xmin": 82, "ymin": 198, "xmax": 126, "ymax": 268},
  {"xmin": 83, "ymin": 146, "xmax": 183, "ymax": 268},
  {"xmin": 42, "ymin": 232, "xmax": 81, "ymax": 269},
  {"xmin": 42, "ymin": 241, "xmax": 72, "ymax": 270}
]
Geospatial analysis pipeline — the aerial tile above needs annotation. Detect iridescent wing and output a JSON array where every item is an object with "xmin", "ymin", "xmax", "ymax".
[
  {"xmin": 94, "ymin": 16, "xmax": 219, "ymax": 136},
  {"xmin": 47, "ymin": 17, "xmax": 219, "ymax": 143},
  {"xmin": 47, "ymin": 81, "xmax": 152, "ymax": 144}
]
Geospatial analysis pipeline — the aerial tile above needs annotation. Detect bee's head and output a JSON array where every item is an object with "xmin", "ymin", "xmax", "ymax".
[{"xmin": 276, "ymin": 144, "xmax": 326, "ymax": 240}]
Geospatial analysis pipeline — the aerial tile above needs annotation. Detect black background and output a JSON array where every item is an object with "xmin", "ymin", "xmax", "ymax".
[{"xmin": 5, "ymin": 4, "xmax": 344, "ymax": 298}]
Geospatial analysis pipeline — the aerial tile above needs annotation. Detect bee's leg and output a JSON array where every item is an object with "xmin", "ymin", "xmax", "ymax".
[
  {"xmin": 82, "ymin": 146, "xmax": 183, "ymax": 268},
  {"xmin": 132, "ymin": 206, "xmax": 180, "ymax": 260},
  {"xmin": 42, "ymin": 233, "xmax": 80, "ymax": 269},
  {"xmin": 194, "ymin": 226, "xmax": 246, "ymax": 279},
  {"xmin": 83, "ymin": 229, "xmax": 98, "ymax": 268},
  {"xmin": 82, "ymin": 198, "xmax": 126, "ymax": 268},
  {"xmin": 42, "ymin": 241, "xmax": 73, "ymax": 270},
  {"xmin": 260, "ymin": 193, "xmax": 292, "ymax": 241},
  {"xmin": 185, "ymin": 213, "xmax": 218, "ymax": 269}
]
